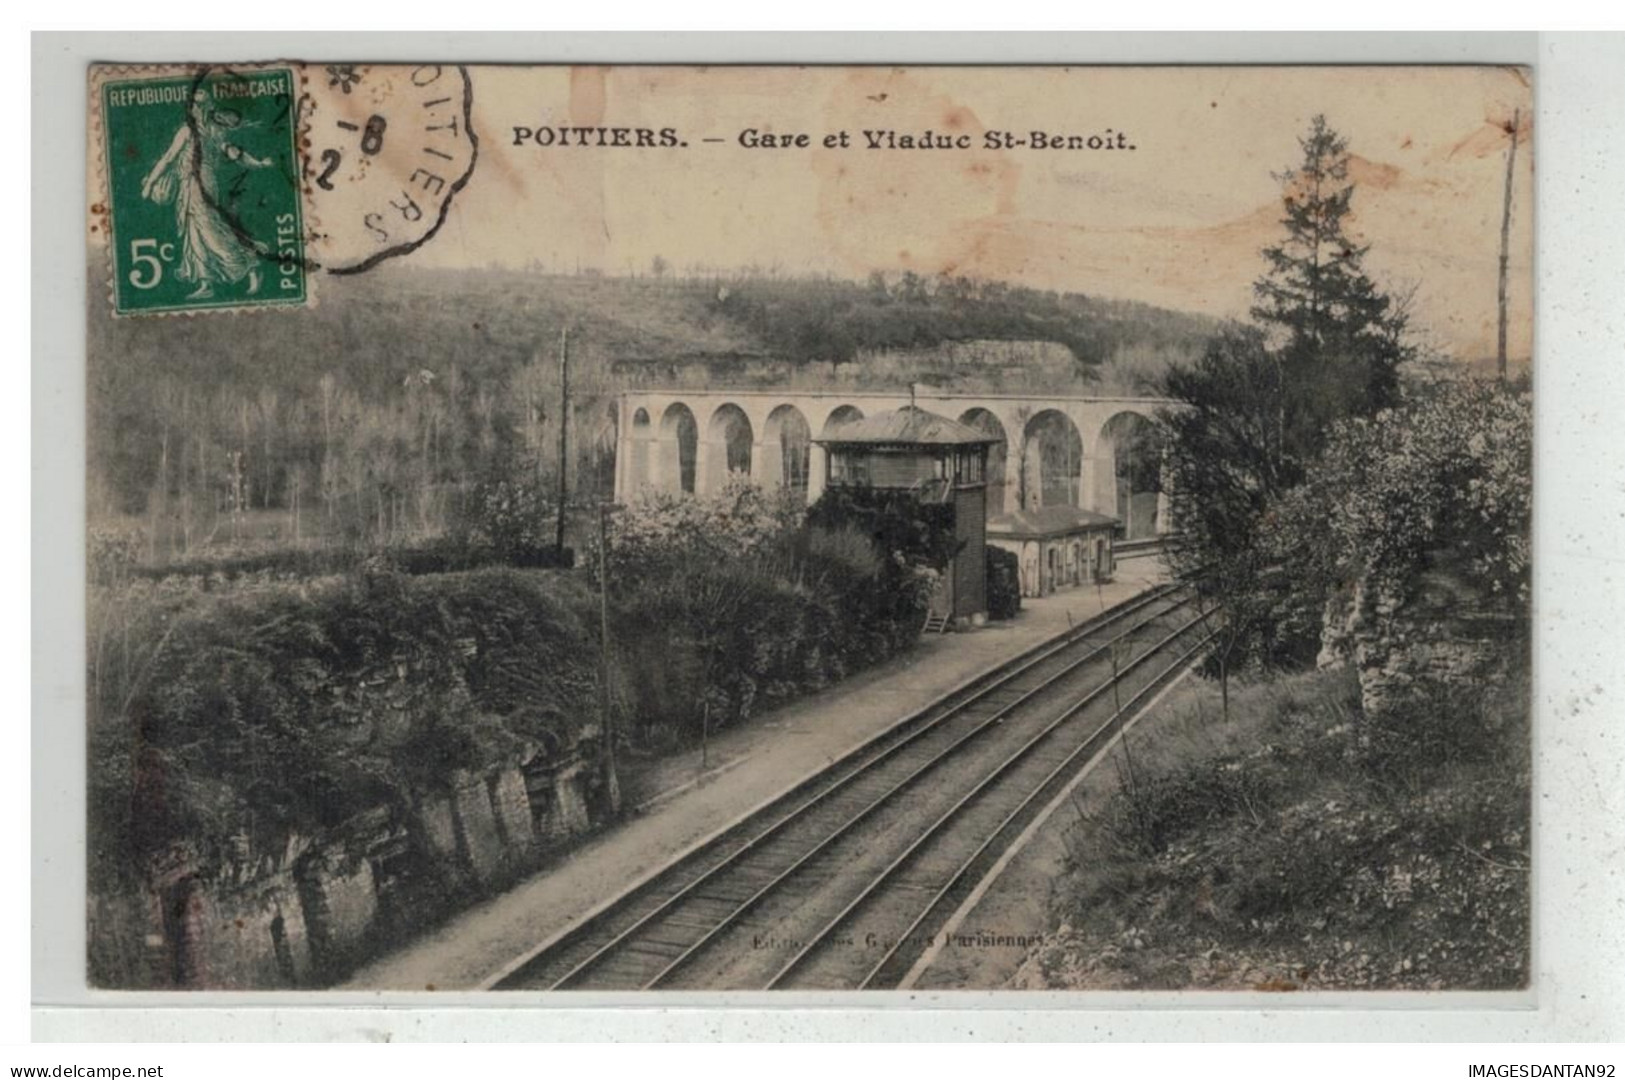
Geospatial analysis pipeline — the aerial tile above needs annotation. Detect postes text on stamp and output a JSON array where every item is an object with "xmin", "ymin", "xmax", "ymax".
[{"xmin": 99, "ymin": 67, "xmax": 306, "ymax": 315}]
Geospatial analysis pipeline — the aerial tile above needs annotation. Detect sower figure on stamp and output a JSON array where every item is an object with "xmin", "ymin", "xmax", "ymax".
[{"xmin": 141, "ymin": 91, "xmax": 271, "ymax": 300}]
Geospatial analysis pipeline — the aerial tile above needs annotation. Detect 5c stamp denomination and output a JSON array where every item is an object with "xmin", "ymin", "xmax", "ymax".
[{"xmin": 97, "ymin": 67, "xmax": 307, "ymax": 315}]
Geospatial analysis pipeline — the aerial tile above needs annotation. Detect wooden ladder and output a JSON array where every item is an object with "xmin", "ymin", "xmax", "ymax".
[{"xmin": 922, "ymin": 611, "xmax": 951, "ymax": 635}]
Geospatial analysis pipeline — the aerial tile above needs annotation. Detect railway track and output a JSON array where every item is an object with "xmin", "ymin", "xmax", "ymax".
[
  {"xmin": 1114, "ymin": 535, "xmax": 1183, "ymax": 563},
  {"xmin": 488, "ymin": 582, "xmax": 1211, "ymax": 991}
]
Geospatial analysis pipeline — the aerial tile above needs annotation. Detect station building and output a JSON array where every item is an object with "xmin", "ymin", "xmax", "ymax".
[{"xmin": 986, "ymin": 505, "xmax": 1118, "ymax": 598}]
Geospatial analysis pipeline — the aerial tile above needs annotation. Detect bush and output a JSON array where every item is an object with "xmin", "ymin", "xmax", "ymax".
[
  {"xmin": 609, "ymin": 517, "xmax": 926, "ymax": 741},
  {"xmin": 89, "ymin": 566, "xmax": 603, "ymax": 883},
  {"xmin": 804, "ymin": 522, "xmax": 884, "ymax": 580},
  {"xmin": 1266, "ymin": 378, "xmax": 1531, "ymax": 633},
  {"xmin": 1098, "ymin": 761, "xmax": 1279, "ymax": 859},
  {"xmin": 460, "ymin": 465, "xmax": 559, "ymax": 566},
  {"xmin": 590, "ymin": 480, "xmax": 945, "ymax": 744},
  {"xmin": 1050, "ymin": 667, "xmax": 1529, "ymax": 990},
  {"xmin": 593, "ymin": 475, "xmax": 805, "ymax": 590},
  {"xmin": 89, "ymin": 525, "xmax": 144, "ymax": 585},
  {"xmin": 806, "ymin": 484, "xmax": 960, "ymax": 573},
  {"xmin": 809, "ymin": 485, "xmax": 957, "ymax": 635},
  {"xmin": 124, "ymin": 538, "xmax": 574, "ymax": 586},
  {"xmin": 986, "ymin": 546, "xmax": 1022, "ymax": 620}
]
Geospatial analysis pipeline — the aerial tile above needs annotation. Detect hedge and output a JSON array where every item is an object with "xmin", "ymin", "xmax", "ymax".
[
  {"xmin": 116, "ymin": 540, "xmax": 574, "ymax": 588},
  {"xmin": 91, "ymin": 481, "xmax": 961, "ymax": 889}
]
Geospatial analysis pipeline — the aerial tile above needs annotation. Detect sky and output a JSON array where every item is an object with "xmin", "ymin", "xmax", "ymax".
[
  {"xmin": 403, "ymin": 65, "xmax": 1530, "ymax": 363},
  {"xmin": 91, "ymin": 64, "xmax": 1533, "ymax": 362}
]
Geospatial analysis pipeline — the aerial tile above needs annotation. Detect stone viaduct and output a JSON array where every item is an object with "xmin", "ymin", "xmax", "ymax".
[{"xmin": 612, "ymin": 389, "xmax": 1174, "ymax": 530}]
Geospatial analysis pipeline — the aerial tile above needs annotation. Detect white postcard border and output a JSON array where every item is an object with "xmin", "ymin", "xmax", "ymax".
[{"xmin": 31, "ymin": 29, "xmax": 1625, "ymax": 1042}]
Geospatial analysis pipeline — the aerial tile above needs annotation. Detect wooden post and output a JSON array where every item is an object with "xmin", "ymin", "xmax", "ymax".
[
  {"xmin": 701, "ymin": 699, "xmax": 710, "ymax": 773},
  {"xmin": 1124, "ymin": 472, "xmax": 1133, "ymax": 540},
  {"xmin": 1497, "ymin": 108, "xmax": 1521, "ymax": 382},
  {"xmin": 1110, "ymin": 637, "xmax": 1123, "ymax": 717}
]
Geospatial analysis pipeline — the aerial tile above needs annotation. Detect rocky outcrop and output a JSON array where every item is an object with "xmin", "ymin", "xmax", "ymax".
[
  {"xmin": 1317, "ymin": 548, "xmax": 1522, "ymax": 715},
  {"xmin": 90, "ymin": 743, "xmax": 611, "ymax": 989}
]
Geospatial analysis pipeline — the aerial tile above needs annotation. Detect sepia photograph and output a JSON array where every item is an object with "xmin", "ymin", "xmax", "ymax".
[{"xmin": 81, "ymin": 61, "xmax": 1533, "ymax": 995}]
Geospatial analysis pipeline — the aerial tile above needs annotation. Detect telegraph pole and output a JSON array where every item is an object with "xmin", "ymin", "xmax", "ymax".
[
  {"xmin": 555, "ymin": 326, "xmax": 570, "ymax": 558},
  {"xmin": 1496, "ymin": 108, "xmax": 1521, "ymax": 382}
]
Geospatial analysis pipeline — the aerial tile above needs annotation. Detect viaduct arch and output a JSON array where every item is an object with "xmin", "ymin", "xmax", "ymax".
[{"xmin": 613, "ymin": 389, "xmax": 1174, "ymax": 529}]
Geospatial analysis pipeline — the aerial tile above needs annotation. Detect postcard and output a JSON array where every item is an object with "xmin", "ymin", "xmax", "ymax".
[{"xmin": 84, "ymin": 62, "xmax": 1532, "ymax": 993}]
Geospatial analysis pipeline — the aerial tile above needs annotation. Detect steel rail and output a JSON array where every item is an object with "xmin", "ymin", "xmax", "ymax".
[
  {"xmin": 878, "ymin": 629, "xmax": 1216, "ymax": 990},
  {"xmin": 539, "ymin": 586, "xmax": 1193, "ymax": 990},
  {"xmin": 784, "ymin": 624, "xmax": 1214, "ymax": 990},
  {"xmin": 589, "ymin": 590, "xmax": 1193, "ymax": 990},
  {"xmin": 489, "ymin": 582, "xmax": 1182, "ymax": 990}
]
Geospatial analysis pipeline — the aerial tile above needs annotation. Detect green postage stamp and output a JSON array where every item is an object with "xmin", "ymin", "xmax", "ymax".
[{"xmin": 97, "ymin": 67, "xmax": 307, "ymax": 315}]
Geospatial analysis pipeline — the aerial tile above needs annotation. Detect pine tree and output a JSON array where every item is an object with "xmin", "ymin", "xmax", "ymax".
[
  {"xmin": 1251, "ymin": 115, "xmax": 1409, "ymax": 464},
  {"xmin": 1161, "ymin": 115, "xmax": 1413, "ymax": 670}
]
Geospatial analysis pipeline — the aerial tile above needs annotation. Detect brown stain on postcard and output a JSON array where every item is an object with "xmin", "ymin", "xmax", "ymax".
[{"xmin": 811, "ymin": 68, "xmax": 1024, "ymax": 281}]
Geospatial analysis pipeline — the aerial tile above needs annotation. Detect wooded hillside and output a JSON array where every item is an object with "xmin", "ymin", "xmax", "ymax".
[{"xmin": 88, "ymin": 264, "xmax": 1215, "ymax": 558}]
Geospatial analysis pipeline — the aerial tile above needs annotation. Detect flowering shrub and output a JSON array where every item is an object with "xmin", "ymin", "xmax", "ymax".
[
  {"xmin": 461, "ymin": 467, "xmax": 567, "ymax": 566},
  {"xmin": 591, "ymin": 474, "xmax": 804, "ymax": 586},
  {"xmin": 1269, "ymin": 379, "xmax": 1531, "ymax": 613},
  {"xmin": 589, "ymin": 478, "xmax": 950, "ymax": 741}
]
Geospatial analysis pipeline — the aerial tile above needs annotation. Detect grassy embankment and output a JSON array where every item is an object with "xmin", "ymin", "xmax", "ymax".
[{"xmin": 1026, "ymin": 665, "xmax": 1529, "ymax": 991}]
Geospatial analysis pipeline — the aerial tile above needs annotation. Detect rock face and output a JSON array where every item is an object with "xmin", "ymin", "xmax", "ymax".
[
  {"xmin": 1318, "ymin": 548, "xmax": 1522, "ymax": 715},
  {"xmin": 297, "ymin": 847, "xmax": 378, "ymax": 980}
]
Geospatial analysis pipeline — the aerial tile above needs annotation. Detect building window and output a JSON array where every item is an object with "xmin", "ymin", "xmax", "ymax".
[{"xmin": 830, "ymin": 450, "xmax": 870, "ymax": 486}]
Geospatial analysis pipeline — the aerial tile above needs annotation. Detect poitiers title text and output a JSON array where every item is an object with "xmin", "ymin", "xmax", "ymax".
[{"xmin": 511, "ymin": 125, "xmax": 1136, "ymax": 152}]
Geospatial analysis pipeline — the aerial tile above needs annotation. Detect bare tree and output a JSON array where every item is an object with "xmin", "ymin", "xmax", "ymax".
[{"xmin": 1012, "ymin": 405, "xmax": 1035, "ymax": 510}]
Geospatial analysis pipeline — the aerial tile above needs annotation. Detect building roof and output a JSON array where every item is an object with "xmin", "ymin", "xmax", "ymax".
[
  {"xmin": 813, "ymin": 406, "xmax": 998, "ymax": 448},
  {"xmin": 987, "ymin": 505, "xmax": 1119, "ymax": 539}
]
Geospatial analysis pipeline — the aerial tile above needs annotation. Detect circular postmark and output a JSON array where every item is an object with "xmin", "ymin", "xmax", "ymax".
[
  {"xmin": 174, "ymin": 63, "xmax": 477, "ymax": 283},
  {"xmin": 296, "ymin": 63, "xmax": 479, "ymax": 275}
]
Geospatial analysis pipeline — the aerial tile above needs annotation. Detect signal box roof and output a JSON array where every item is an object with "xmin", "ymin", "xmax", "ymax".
[
  {"xmin": 987, "ymin": 505, "xmax": 1119, "ymax": 540},
  {"xmin": 813, "ymin": 406, "xmax": 999, "ymax": 447}
]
